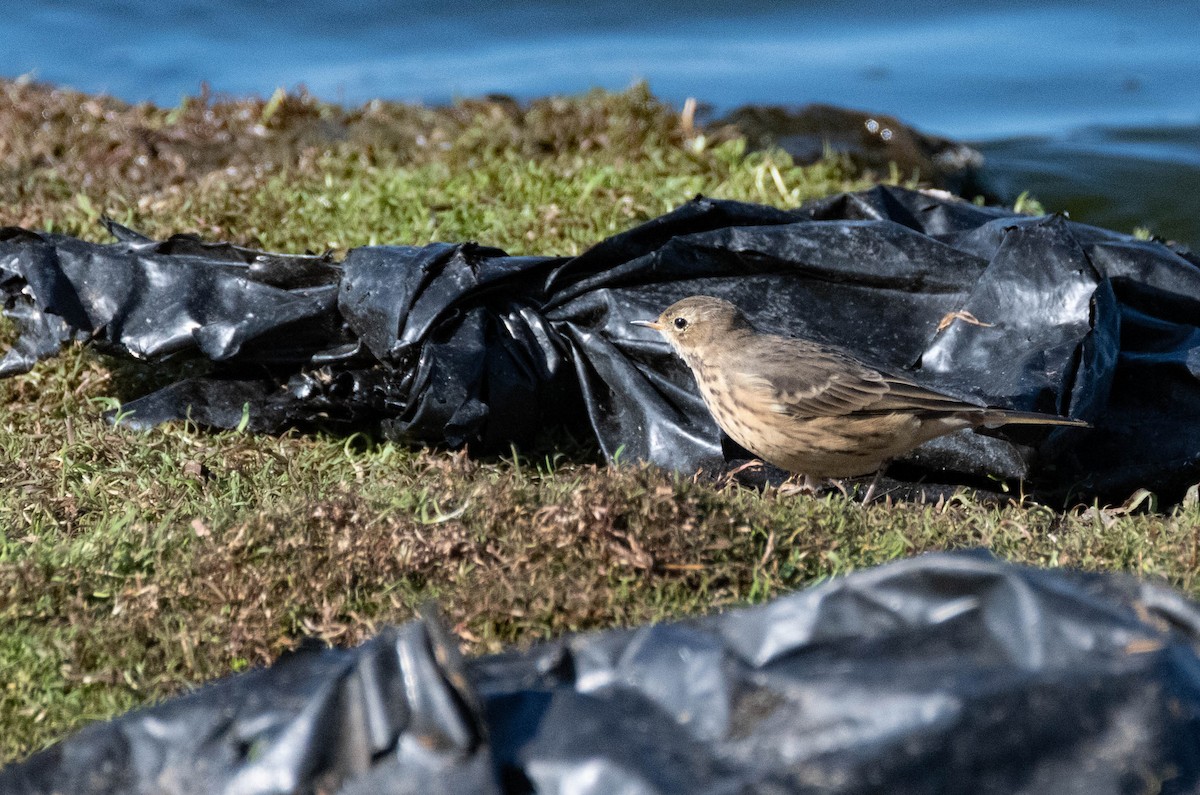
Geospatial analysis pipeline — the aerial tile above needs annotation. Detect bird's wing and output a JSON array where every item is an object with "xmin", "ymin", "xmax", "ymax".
[{"xmin": 734, "ymin": 337, "xmax": 980, "ymax": 419}]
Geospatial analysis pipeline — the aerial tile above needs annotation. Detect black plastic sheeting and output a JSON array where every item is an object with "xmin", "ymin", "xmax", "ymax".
[
  {"xmin": 7, "ymin": 550, "xmax": 1200, "ymax": 793},
  {"xmin": 4, "ymin": 185, "xmax": 1200, "ymax": 501}
]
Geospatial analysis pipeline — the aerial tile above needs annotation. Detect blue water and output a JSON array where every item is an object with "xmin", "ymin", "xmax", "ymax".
[{"xmin": 5, "ymin": 1, "xmax": 1200, "ymax": 243}]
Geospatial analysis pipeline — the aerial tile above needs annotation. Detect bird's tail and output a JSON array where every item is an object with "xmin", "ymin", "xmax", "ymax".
[{"xmin": 976, "ymin": 409, "xmax": 1091, "ymax": 429}]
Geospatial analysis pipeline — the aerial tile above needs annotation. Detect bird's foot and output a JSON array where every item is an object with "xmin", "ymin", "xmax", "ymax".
[
  {"xmin": 779, "ymin": 473, "xmax": 827, "ymax": 497},
  {"xmin": 718, "ymin": 459, "xmax": 765, "ymax": 488}
]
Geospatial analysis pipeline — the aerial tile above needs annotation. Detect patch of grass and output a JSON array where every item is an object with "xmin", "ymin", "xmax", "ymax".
[
  {"xmin": 2, "ymin": 79, "xmax": 1199, "ymax": 763},
  {"xmin": 1012, "ymin": 190, "xmax": 1046, "ymax": 216},
  {"xmin": 3, "ymin": 79, "xmax": 856, "ymax": 250},
  {"xmin": 118, "ymin": 138, "xmax": 861, "ymax": 256}
]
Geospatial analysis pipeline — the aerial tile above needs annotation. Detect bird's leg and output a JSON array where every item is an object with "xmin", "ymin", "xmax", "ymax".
[{"xmin": 860, "ymin": 466, "xmax": 888, "ymax": 505}]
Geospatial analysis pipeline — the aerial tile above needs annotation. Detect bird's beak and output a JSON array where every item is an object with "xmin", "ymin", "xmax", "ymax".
[{"xmin": 631, "ymin": 319, "xmax": 664, "ymax": 331}]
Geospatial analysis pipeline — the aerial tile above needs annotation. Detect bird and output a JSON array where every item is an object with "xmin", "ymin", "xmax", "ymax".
[{"xmin": 632, "ymin": 295, "xmax": 1089, "ymax": 501}]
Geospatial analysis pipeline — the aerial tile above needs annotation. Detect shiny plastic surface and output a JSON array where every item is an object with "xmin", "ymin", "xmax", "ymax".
[
  {"xmin": 7, "ymin": 551, "xmax": 1200, "ymax": 793},
  {"xmin": 4, "ymin": 186, "xmax": 1200, "ymax": 499}
]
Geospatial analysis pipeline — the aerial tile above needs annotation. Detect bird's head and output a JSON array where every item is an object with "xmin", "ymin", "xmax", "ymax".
[{"xmin": 632, "ymin": 295, "xmax": 754, "ymax": 358}]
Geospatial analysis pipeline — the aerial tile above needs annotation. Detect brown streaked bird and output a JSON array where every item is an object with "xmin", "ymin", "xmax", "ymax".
[{"xmin": 633, "ymin": 296, "xmax": 1089, "ymax": 499}]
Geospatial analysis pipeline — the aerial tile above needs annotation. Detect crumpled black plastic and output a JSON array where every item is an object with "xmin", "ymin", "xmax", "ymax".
[
  {"xmin": 4, "ymin": 185, "xmax": 1200, "ymax": 501},
  {"xmin": 7, "ymin": 550, "xmax": 1200, "ymax": 794}
]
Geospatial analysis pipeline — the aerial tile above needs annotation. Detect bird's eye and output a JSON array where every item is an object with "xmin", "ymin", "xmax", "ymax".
[{"xmin": 673, "ymin": 316, "xmax": 688, "ymax": 330}]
